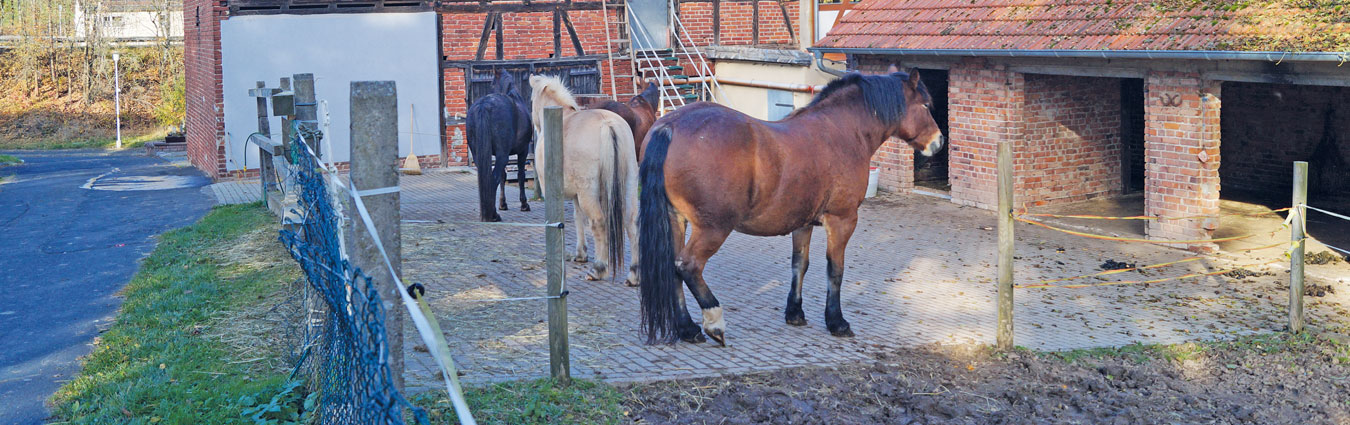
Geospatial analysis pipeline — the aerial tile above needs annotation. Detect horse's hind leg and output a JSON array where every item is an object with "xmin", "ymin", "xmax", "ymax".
[
  {"xmin": 677, "ymin": 225, "xmax": 732, "ymax": 346},
  {"xmin": 495, "ymin": 154, "xmax": 511, "ymax": 211},
  {"xmin": 577, "ymin": 193, "xmax": 611, "ymax": 279},
  {"xmin": 822, "ymin": 213, "xmax": 858, "ymax": 337},
  {"xmin": 516, "ymin": 153, "xmax": 531, "ymax": 212},
  {"xmin": 785, "ymin": 226, "xmax": 813, "ymax": 327},
  {"xmin": 572, "ymin": 199, "xmax": 590, "ymax": 263}
]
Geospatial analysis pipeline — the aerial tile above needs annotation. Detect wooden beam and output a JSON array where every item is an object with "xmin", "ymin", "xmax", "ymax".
[
  {"xmin": 712, "ymin": 0, "xmax": 721, "ymax": 45},
  {"xmin": 437, "ymin": 1, "xmax": 603, "ymax": 13},
  {"xmin": 777, "ymin": 0, "xmax": 795, "ymax": 46},
  {"xmin": 553, "ymin": 8, "xmax": 562, "ymax": 58},
  {"xmin": 560, "ymin": 9, "xmax": 586, "ymax": 56},
  {"xmin": 474, "ymin": 11, "xmax": 495, "ymax": 61},
  {"xmin": 495, "ymin": 12, "xmax": 505, "ymax": 60},
  {"xmin": 751, "ymin": 0, "xmax": 759, "ymax": 45}
]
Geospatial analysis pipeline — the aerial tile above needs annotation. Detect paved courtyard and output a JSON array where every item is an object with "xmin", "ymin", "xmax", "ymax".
[{"xmin": 397, "ymin": 170, "xmax": 1350, "ymax": 390}]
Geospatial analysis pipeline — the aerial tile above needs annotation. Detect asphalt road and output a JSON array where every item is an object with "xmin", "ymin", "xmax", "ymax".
[{"xmin": 0, "ymin": 150, "xmax": 214, "ymax": 424}]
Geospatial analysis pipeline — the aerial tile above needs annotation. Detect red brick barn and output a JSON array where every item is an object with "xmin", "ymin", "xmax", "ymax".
[{"xmin": 811, "ymin": 0, "xmax": 1349, "ymax": 246}]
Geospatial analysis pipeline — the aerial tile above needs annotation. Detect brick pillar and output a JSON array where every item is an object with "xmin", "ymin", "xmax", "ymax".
[
  {"xmin": 871, "ymin": 138, "xmax": 914, "ymax": 192},
  {"xmin": 1143, "ymin": 71, "xmax": 1221, "ymax": 250},
  {"xmin": 948, "ymin": 59, "xmax": 1025, "ymax": 210}
]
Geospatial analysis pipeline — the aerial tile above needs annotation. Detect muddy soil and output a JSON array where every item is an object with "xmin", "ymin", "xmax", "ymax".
[{"xmin": 624, "ymin": 333, "xmax": 1350, "ymax": 424}]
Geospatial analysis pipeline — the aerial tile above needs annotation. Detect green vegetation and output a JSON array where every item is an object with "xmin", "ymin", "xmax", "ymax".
[
  {"xmin": 0, "ymin": 154, "xmax": 20, "ymax": 165},
  {"xmin": 1044, "ymin": 330, "xmax": 1336, "ymax": 364},
  {"xmin": 49, "ymin": 203, "xmax": 304, "ymax": 424},
  {"xmin": 414, "ymin": 379, "xmax": 627, "ymax": 425}
]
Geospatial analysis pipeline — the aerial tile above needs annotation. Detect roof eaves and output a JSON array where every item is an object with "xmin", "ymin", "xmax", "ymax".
[{"xmin": 805, "ymin": 47, "xmax": 1350, "ymax": 63}]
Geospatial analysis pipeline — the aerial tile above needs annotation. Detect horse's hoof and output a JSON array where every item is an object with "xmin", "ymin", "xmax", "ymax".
[
  {"xmin": 623, "ymin": 277, "xmax": 639, "ymax": 287},
  {"xmin": 785, "ymin": 316, "xmax": 808, "ymax": 327},
  {"xmin": 705, "ymin": 328, "xmax": 726, "ymax": 346},
  {"xmin": 499, "ymin": 205, "xmax": 509, "ymax": 211},
  {"xmin": 520, "ymin": 204, "xmax": 531, "ymax": 212},
  {"xmin": 681, "ymin": 331, "xmax": 706, "ymax": 344},
  {"xmin": 487, "ymin": 216, "xmax": 503, "ymax": 223},
  {"xmin": 828, "ymin": 321, "xmax": 854, "ymax": 337}
]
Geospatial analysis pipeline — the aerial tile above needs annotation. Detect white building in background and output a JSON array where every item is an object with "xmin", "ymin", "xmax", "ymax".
[{"xmin": 74, "ymin": 0, "xmax": 183, "ymax": 40}]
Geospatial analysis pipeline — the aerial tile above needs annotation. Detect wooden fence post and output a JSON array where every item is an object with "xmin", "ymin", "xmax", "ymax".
[
  {"xmin": 349, "ymin": 81, "xmax": 404, "ymax": 392},
  {"xmin": 543, "ymin": 106, "xmax": 570, "ymax": 383},
  {"xmin": 996, "ymin": 141, "xmax": 1015, "ymax": 350},
  {"xmin": 253, "ymin": 81, "xmax": 274, "ymax": 206},
  {"xmin": 1290, "ymin": 161, "xmax": 1308, "ymax": 333},
  {"xmin": 294, "ymin": 73, "xmax": 319, "ymax": 157}
]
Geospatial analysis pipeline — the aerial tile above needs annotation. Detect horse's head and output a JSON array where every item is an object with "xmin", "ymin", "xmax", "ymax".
[
  {"xmin": 887, "ymin": 65, "xmax": 944, "ymax": 157},
  {"xmin": 633, "ymin": 82, "xmax": 661, "ymax": 112},
  {"xmin": 492, "ymin": 70, "xmax": 518, "ymax": 94}
]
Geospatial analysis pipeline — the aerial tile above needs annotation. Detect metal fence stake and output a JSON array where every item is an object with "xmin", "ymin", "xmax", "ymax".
[
  {"xmin": 997, "ymin": 141, "xmax": 1015, "ymax": 350},
  {"xmin": 1290, "ymin": 161, "xmax": 1308, "ymax": 333},
  {"xmin": 543, "ymin": 106, "xmax": 570, "ymax": 383},
  {"xmin": 350, "ymin": 81, "xmax": 405, "ymax": 393}
]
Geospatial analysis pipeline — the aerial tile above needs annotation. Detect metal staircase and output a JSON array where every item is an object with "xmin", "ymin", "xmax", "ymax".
[{"xmin": 602, "ymin": 0, "xmax": 728, "ymax": 114}]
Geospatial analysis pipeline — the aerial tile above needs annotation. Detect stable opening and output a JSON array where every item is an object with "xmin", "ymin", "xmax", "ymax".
[
  {"xmin": 1218, "ymin": 82, "xmax": 1350, "ymax": 254},
  {"xmin": 1022, "ymin": 74, "xmax": 1144, "ymax": 237},
  {"xmin": 914, "ymin": 68, "xmax": 949, "ymax": 193},
  {"xmin": 1121, "ymin": 78, "xmax": 1145, "ymax": 194}
]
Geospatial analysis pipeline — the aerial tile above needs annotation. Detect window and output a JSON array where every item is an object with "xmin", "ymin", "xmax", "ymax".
[{"xmin": 767, "ymin": 90, "xmax": 794, "ymax": 121}]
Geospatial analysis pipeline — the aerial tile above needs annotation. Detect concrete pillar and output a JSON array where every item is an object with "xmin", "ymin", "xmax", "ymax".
[
  {"xmin": 1143, "ymin": 71, "xmax": 1222, "ymax": 250},
  {"xmin": 948, "ymin": 59, "xmax": 1025, "ymax": 210}
]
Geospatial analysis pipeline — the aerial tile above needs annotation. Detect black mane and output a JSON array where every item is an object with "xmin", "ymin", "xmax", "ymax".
[{"xmin": 806, "ymin": 72, "xmax": 928, "ymax": 124}]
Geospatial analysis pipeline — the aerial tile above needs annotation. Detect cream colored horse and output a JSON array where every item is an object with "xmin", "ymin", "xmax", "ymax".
[{"xmin": 529, "ymin": 75, "xmax": 640, "ymax": 285}]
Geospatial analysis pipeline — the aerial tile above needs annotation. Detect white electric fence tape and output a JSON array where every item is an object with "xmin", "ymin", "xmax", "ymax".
[{"xmin": 296, "ymin": 132, "xmax": 477, "ymax": 425}]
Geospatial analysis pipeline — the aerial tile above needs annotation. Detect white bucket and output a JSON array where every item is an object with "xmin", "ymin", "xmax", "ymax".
[{"xmin": 866, "ymin": 167, "xmax": 880, "ymax": 198}]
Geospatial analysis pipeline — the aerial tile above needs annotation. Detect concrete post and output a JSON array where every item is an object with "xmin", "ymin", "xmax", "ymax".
[{"xmin": 349, "ymin": 81, "xmax": 404, "ymax": 392}]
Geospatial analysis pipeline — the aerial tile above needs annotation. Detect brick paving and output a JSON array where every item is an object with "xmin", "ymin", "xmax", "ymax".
[
  {"xmin": 398, "ymin": 171, "xmax": 1350, "ymax": 390},
  {"xmin": 206, "ymin": 179, "xmax": 261, "ymax": 205}
]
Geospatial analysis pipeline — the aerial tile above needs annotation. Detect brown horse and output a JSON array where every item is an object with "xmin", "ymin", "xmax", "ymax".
[
  {"xmin": 637, "ymin": 67, "xmax": 944, "ymax": 345},
  {"xmin": 577, "ymin": 83, "xmax": 660, "ymax": 158}
]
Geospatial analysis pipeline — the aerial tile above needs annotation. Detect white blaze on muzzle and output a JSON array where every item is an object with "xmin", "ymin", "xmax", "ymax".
[{"xmin": 920, "ymin": 134, "xmax": 945, "ymax": 157}]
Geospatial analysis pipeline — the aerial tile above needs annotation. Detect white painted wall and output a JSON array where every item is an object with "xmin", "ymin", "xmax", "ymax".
[
  {"xmin": 220, "ymin": 12, "xmax": 440, "ymax": 171},
  {"xmin": 74, "ymin": 10, "xmax": 184, "ymax": 39},
  {"xmin": 714, "ymin": 61, "xmax": 837, "ymax": 121}
]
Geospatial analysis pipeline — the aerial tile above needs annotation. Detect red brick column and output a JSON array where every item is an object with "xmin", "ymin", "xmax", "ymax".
[
  {"xmin": 870, "ymin": 138, "xmax": 914, "ymax": 192},
  {"xmin": 184, "ymin": 0, "xmax": 226, "ymax": 179},
  {"xmin": 1143, "ymin": 71, "xmax": 1221, "ymax": 249},
  {"xmin": 947, "ymin": 59, "xmax": 1025, "ymax": 210}
]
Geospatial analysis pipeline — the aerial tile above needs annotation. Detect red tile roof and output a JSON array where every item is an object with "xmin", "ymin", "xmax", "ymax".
[{"xmin": 816, "ymin": 0, "xmax": 1350, "ymax": 53}]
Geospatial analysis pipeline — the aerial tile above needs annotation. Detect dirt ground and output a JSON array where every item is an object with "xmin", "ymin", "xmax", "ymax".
[{"xmin": 624, "ymin": 332, "xmax": 1350, "ymax": 424}]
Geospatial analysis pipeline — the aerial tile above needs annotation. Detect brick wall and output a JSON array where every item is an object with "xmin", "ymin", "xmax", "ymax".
[
  {"xmin": 1144, "ymin": 71, "xmax": 1221, "ymax": 247},
  {"xmin": 1221, "ymin": 82, "xmax": 1350, "ymax": 196},
  {"xmin": 1020, "ymin": 74, "xmax": 1122, "ymax": 205},
  {"xmin": 947, "ymin": 59, "xmax": 1025, "ymax": 210},
  {"xmin": 440, "ymin": 2, "xmax": 797, "ymax": 165},
  {"xmin": 441, "ymin": 8, "xmax": 629, "ymax": 165},
  {"xmin": 184, "ymin": 0, "xmax": 226, "ymax": 179}
]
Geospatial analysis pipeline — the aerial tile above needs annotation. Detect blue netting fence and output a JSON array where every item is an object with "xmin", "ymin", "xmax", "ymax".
[{"xmin": 278, "ymin": 125, "xmax": 428, "ymax": 425}]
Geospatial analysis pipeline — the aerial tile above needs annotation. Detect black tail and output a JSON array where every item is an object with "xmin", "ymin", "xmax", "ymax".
[
  {"xmin": 601, "ymin": 125, "xmax": 625, "ymax": 283},
  {"xmin": 638, "ymin": 126, "xmax": 682, "ymax": 344},
  {"xmin": 466, "ymin": 108, "xmax": 506, "ymax": 221}
]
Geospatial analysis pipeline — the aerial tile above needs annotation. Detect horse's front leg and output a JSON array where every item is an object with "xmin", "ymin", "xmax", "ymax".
[
  {"xmin": 516, "ymin": 153, "xmax": 531, "ymax": 211},
  {"xmin": 822, "ymin": 213, "xmax": 857, "ymax": 337},
  {"xmin": 785, "ymin": 226, "xmax": 813, "ymax": 327}
]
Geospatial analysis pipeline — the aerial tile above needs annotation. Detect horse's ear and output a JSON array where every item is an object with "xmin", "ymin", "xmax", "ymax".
[
  {"xmin": 907, "ymin": 68, "xmax": 922, "ymax": 87},
  {"xmin": 886, "ymin": 64, "xmax": 899, "ymax": 73}
]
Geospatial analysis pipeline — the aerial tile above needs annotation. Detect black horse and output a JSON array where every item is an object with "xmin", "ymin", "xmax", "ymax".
[{"xmin": 466, "ymin": 70, "xmax": 534, "ymax": 221}]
